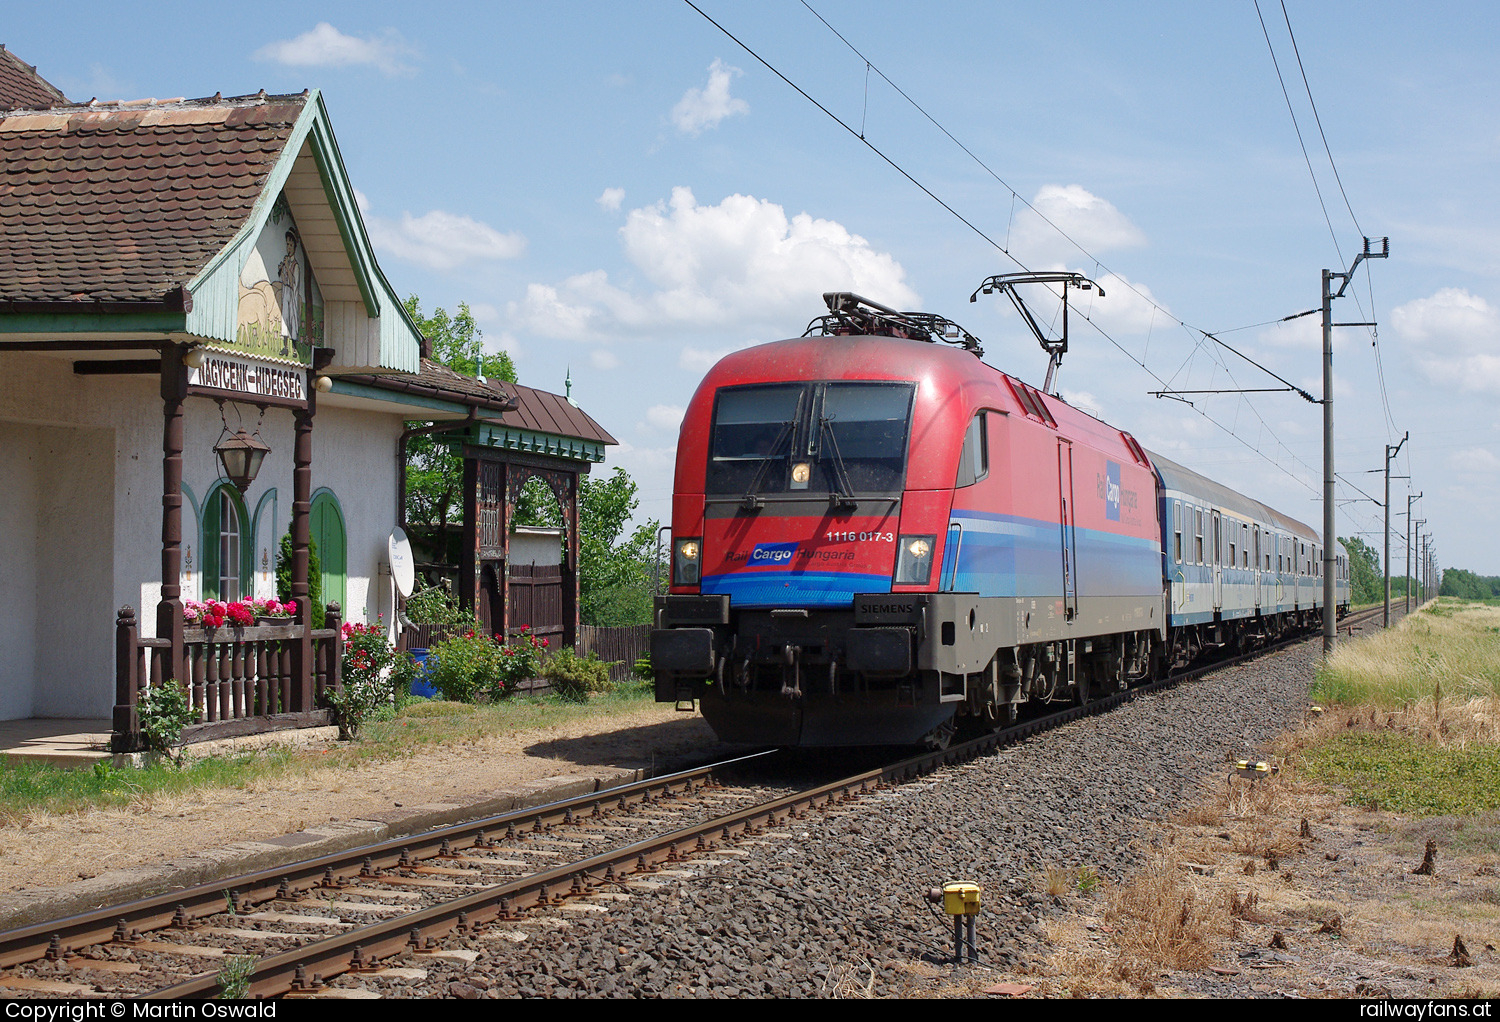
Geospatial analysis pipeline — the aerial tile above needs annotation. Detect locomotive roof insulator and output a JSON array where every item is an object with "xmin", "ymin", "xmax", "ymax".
[
  {"xmin": 969, "ymin": 271, "xmax": 1105, "ymax": 394},
  {"xmin": 804, "ymin": 291, "xmax": 984, "ymax": 358}
]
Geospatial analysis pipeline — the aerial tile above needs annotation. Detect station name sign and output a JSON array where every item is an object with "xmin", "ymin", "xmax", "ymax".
[{"xmin": 189, "ymin": 351, "xmax": 307, "ymax": 404}]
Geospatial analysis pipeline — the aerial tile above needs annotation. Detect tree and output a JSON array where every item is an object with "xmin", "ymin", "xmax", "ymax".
[
  {"xmin": 517, "ymin": 467, "xmax": 661, "ymax": 626},
  {"xmin": 1439, "ymin": 568, "xmax": 1500, "ymax": 600},
  {"xmin": 1339, "ymin": 536, "xmax": 1383, "ymax": 605},
  {"xmin": 401, "ymin": 296, "xmax": 517, "ymax": 562}
]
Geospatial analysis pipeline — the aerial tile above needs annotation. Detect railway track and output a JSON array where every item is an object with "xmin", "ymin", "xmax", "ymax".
[{"xmin": 0, "ymin": 609, "xmax": 1383, "ymax": 998}]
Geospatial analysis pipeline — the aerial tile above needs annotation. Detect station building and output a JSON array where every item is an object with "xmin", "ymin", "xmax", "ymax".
[{"xmin": 0, "ymin": 47, "xmax": 614, "ymax": 751}]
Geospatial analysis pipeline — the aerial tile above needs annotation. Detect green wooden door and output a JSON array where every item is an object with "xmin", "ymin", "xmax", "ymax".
[{"xmin": 310, "ymin": 493, "xmax": 347, "ymax": 615}]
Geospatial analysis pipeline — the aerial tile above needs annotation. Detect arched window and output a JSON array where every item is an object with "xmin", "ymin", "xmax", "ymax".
[{"xmin": 202, "ymin": 483, "xmax": 251, "ymax": 601}]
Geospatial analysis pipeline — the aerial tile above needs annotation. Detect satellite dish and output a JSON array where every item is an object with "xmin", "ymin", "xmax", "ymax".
[{"xmin": 389, "ymin": 526, "xmax": 415, "ymax": 598}]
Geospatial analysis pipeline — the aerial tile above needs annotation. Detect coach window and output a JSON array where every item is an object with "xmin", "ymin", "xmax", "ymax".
[
  {"xmin": 955, "ymin": 412, "xmax": 988, "ymax": 487},
  {"xmin": 1173, "ymin": 503, "xmax": 1182, "ymax": 563},
  {"xmin": 1195, "ymin": 509, "xmax": 1205, "ymax": 564}
]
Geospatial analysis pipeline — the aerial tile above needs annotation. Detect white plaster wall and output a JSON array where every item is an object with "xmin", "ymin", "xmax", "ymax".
[
  {"xmin": 0, "ymin": 424, "xmax": 40, "ymax": 720},
  {"xmin": 0, "ymin": 352, "xmax": 407, "ymax": 719}
]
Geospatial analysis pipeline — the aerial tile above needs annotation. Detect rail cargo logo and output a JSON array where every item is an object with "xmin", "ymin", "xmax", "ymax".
[
  {"xmin": 748, "ymin": 542, "xmax": 799, "ymax": 565},
  {"xmin": 1104, "ymin": 461, "xmax": 1122, "ymax": 521}
]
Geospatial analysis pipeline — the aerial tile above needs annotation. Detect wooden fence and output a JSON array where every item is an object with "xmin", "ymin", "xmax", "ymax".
[{"xmin": 579, "ymin": 624, "xmax": 651, "ymax": 684}]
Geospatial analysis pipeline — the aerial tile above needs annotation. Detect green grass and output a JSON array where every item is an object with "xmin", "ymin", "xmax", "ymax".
[
  {"xmin": 1297, "ymin": 599, "xmax": 1500, "ymax": 818},
  {"xmin": 1299, "ymin": 731, "xmax": 1500, "ymax": 815},
  {"xmin": 0, "ymin": 683, "xmax": 657, "ymax": 821},
  {"xmin": 0, "ymin": 750, "xmax": 297, "ymax": 821}
]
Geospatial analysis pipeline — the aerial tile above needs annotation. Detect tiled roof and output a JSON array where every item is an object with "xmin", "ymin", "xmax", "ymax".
[
  {"xmin": 0, "ymin": 92, "xmax": 304, "ymax": 304},
  {"xmin": 351, "ymin": 359, "xmax": 618, "ymax": 446},
  {"xmin": 0, "ymin": 46, "xmax": 68, "ymax": 110}
]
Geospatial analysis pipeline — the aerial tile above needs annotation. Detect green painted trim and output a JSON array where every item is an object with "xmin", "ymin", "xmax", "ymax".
[
  {"xmin": 201, "ymin": 480, "xmax": 253, "ymax": 600},
  {"xmin": 305, "ymin": 107, "xmax": 380, "ymax": 319},
  {"xmin": 327, "ymin": 378, "xmax": 474, "ymax": 415},
  {"xmin": 0, "ymin": 313, "xmax": 184, "ymax": 334},
  {"xmin": 464, "ymin": 423, "xmax": 607, "ymax": 464}
]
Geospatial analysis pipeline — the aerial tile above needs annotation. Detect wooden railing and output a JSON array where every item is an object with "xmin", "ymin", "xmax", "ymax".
[{"xmin": 112, "ymin": 604, "xmax": 344, "ymax": 752}]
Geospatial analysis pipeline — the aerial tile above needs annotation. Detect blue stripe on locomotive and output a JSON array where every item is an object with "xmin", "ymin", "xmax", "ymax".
[
  {"xmin": 945, "ymin": 509, "xmax": 1160, "ymax": 598},
  {"xmin": 699, "ymin": 570, "xmax": 892, "ymax": 608}
]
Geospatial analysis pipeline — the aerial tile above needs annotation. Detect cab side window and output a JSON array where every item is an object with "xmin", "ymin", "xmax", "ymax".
[{"xmin": 955, "ymin": 412, "xmax": 988, "ymax": 488}]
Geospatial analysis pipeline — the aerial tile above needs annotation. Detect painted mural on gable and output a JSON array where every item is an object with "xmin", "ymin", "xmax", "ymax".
[{"xmin": 235, "ymin": 194, "xmax": 324, "ymax": 365}]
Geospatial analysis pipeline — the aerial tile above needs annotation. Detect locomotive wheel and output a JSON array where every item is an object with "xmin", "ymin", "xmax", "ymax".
[
  {"xmin": 1075, "ymin": 672, "xmax": 1092, "ymax": 707},
  {"xmin": 922, "ymin": 718, "xmax": 957, "ymax": 750}
]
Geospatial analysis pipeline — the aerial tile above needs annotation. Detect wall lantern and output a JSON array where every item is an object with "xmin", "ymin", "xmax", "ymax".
[{"xmin": 214, "ymin": 401, "xmax": 271, "ymax": 492}]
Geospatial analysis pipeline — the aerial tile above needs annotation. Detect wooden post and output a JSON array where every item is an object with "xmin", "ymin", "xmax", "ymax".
[
  {"xmin": 563, "ymin": 473, "xmax": 580, "ymax": 652},
  {"xmin": 157, "ymin": 344, "xmax": 187, "ymax": 685},
  {"xmin": 459, "ymin": 453, "xmax": 480, "ymax": 617},
  {"xmin": 324, "ymin": 602, "xmax": 343, "ymax": 703},
  {"xmin": 112, "ymin": 606, "xmax": 140, "ymax": 752},
  {"xmin": 290, "ymin": 402, "xmax": 314, "ymax": 711}
]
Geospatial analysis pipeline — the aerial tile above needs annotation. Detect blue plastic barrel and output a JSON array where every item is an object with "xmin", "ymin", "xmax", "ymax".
[{"xmin": 407, "ymin": 648, "xmax": 440, "ymax": 699}]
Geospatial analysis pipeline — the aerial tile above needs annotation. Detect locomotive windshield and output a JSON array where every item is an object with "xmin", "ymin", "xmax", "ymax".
[{"xmin": 707, "ymin": 381, "xmax": 914, "ymax": 496}]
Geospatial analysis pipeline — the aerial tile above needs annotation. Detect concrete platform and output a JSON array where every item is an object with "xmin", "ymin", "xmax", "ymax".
[{"xmin": 0, "ymin": 718, "xmax": 113, "ymax": 768}]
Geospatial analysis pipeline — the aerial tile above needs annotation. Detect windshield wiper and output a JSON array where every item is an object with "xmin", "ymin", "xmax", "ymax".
[
  {"xmin": 819, "ymin": 417, "xmax": 859, "ymax": 512},
  {"xmin": 741, "ymin": 416, "xmax": 797, "ymax": 511}
]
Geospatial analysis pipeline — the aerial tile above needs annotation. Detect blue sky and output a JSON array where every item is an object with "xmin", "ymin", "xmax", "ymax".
[{"xmin": 11, "ymin": 1, "xmax": 1497, "ymax": 576}]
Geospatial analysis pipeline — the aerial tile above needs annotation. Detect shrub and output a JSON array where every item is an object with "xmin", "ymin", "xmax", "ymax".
[
  {"xmin": 329, "ymin": 620, "xmax": 399, "ymax": 739},
  {"xmin": 404, "ymin": 583, "xmax": 475, "ymax": 633},
  {"xmin": 541, "ymin": 648, "xmax": 616, "ymax": 703},
  {"xmin": 428, "ymin": 630, "xmax": 503, "ymax": 703},
  {"xmin": 495, "ymin": 627, "xmax": 548, "ymax": 694},
  {"xmin": 139, "ymin": 681, "xmax": 198, "ymax": 763},
  {"xmin": 275, "ymin": 533, "xmax": 324, "ymax": 629}
]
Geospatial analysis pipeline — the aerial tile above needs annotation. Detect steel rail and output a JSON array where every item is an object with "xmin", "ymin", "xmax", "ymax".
[{"xmin": 0, "ymin": 750, "xmax": 776, "ymax": 970}]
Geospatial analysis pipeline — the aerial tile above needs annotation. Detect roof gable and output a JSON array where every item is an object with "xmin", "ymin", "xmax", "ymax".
[
  {"xmin": 0, "ymin": 88, "xmax": 421, "ymax": 373},
  {"xmin": 0, "ymin": 45, "xmax": 67, "ymax": 110}
]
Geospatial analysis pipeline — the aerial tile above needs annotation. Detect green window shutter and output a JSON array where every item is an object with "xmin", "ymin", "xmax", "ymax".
[{"xmin": 311, "ymin": 493, "xmax": 347, "ymax": 613}]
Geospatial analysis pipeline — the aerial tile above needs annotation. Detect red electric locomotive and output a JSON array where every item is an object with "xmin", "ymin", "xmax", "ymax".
[{"xmin": 652, "ymin": 293, "xmax": 1166, "ymax": 747}]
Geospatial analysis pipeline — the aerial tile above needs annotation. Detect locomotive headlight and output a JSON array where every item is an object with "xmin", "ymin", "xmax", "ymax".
[
  {"xmin": 894, "ymin": 534, "xmax": 937, "ymax": 585},
  {"xmin": 790, "ymin": 461, "xmax": 811, "ymax": 489},
  {"xmin": 673, "ymin": 537, "xmax": 702, "ymax": 586}
]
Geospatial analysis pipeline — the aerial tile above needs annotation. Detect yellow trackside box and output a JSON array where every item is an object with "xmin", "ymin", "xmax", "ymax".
[{"xmin": 942, "ymin": 882, "xmax": 981, "ymax": 916}]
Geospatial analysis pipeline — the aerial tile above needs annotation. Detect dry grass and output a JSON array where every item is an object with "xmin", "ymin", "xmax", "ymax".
[
  {"xmin": 1104, "ymin": 849, "xmax": 1228, "ymax": 972},
  {"xmin": 1315, "ymin": 600, "xmax": 1500, "ymax": 710}
]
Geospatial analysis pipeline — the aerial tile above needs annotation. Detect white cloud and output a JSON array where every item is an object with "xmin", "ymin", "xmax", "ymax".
[
  {"xmin": 671, "ymin": 59, "xmax": 749, "ymax": 135},
  {"xmin": 590, "ymin": 349, "xmax": 621, "ymax": 371},
  {"xmin": 644, "ymin": 404, "xmax": 685, "ymax": 432},
  {"xmin": 253, "ymin": 23, "xmax": 417, "ymax": 76},
  {"xmin": 1447, "ymin": 446, "xmax": 1500, "ymax": 473},
  {"xmin": 1060, "ymin": 389, "xmax": 1104, "ymax": 419},
  {"xmin": 1007, "ymin": 184, "xmax": 1145, "ymax": 265},
  {"xmin": 680, "ymin": 343, "xmax": 741, "ymax": 373},
  {"xmin": 1391, "ymin": 288, "xmax": 1500, "ymax": 396},
  {"xmin": 508, "ymin": 187, "xmax": 917, "ymax": 340},
  {"xmin": 364, "ymin": 208, "xmax": 526, "ymax": 271},
  {"xmin": 597, "ymin": 187, "xmax": 625, "ymax": 212},
  {"xmin": 1083, "ymin": 271, "xmax": 1164, "ymax": 337}
]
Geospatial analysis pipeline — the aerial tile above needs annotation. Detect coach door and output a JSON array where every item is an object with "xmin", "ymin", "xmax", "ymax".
[
  {"xmin": 1253, "ymin": 528, "xmax": 1262, "ymax": 610},
  {"xmin": 1212, "ymin": 510, "xmax": 1223, "ymax": 612},
  {"xmin": 1058, "ymin": 440, "xmax": 1077, "ymax": 621}
]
